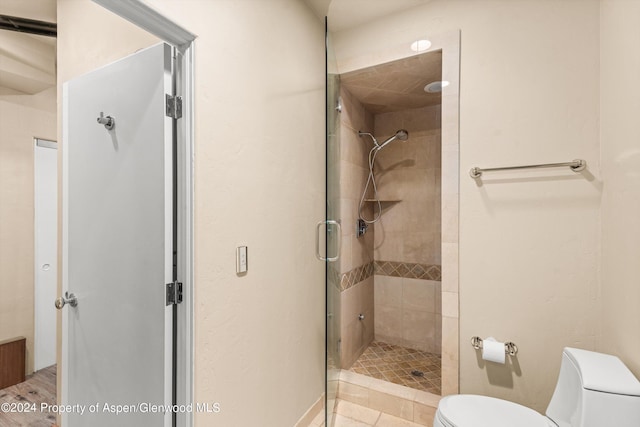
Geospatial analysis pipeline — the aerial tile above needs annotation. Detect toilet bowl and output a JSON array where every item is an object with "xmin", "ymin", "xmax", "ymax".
[
  {"xmin": 434, "ymin": 395, "xmax": 554, "ymax": 427},
  {"xmin": 434, "ymin": 348, "xmax": 640, "ymax": 427}
]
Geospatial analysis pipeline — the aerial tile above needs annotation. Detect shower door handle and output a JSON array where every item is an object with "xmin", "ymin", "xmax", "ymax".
[{"xmin": 316, "ymin": 220, "xmax": 341, "ymax": 262}]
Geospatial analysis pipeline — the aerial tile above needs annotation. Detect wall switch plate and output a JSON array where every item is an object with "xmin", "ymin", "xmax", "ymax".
[{"xmin": 236, "ymin": 246, "xmax": 248, "ymax": 274}]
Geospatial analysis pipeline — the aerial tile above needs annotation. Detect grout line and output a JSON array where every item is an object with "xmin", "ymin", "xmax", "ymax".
[{"xmin": 373, "ymin": 410, "xmax": 382, "ymax": 426}]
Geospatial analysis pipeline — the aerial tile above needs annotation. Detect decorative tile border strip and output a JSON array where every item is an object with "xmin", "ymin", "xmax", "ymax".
[
  {"xmin": 339, "ymin": 261, "xmax": 374, "ymax": 291},
  {"xmin": 374, "ymin": 261, "xmax": 441, "ymax": 281},
  {"xmin": 338, "ymin": 261, "xmax": 442, "ymax": 292},
  {"xmin": 328, "ymin": 264, "xmax": 341, "ymax": 291}
]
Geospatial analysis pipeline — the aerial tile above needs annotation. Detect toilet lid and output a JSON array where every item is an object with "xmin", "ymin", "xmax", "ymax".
[{"xmin": 437, "ymin": 395, "xmax": 552, "ymax": 427}]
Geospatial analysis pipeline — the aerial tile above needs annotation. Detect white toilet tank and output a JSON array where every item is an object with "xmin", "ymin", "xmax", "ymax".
[{"xmin": 545, "ymin": 347, "xmax": 640, "ymax": 427}]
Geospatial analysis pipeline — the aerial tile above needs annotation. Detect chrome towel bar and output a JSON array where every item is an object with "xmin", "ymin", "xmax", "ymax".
[{"xmin": 469, "ymin": 159, "xmax": 586, "ymax": 179}]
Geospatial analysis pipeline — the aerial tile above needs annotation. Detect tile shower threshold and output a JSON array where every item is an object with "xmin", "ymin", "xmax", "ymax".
[{"xmin": 337, "ymin": 370, "xmax": 440, "ymax": 424}]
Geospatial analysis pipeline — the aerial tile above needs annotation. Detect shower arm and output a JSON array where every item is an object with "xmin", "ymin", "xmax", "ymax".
[
  {"xmin": 376, "ymin": 135, "xmax": 399, "ymax": 151},
  {"xmin": 357, "ymin": 131, "xmax": 379, "ymax": 147}
]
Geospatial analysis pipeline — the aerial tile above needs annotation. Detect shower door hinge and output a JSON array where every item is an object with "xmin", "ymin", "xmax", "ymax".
[
  {"xmin": 166, "ymin": 281, "xmax": 183, "ymax": 306},
  {"xmin": 165, "ymin": 94, "xmax": 183, "ymax": 119}
]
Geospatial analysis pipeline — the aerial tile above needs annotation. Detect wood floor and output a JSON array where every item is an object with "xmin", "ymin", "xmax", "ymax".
[{"xmin": 0, "ymin": 365, "xmax": 57, "ymax": 427}]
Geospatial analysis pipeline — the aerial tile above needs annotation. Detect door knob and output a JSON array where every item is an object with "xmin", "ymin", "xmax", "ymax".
[{"xmin": 55, "ymin": 292, "xmax": 78, "ymax": 309}]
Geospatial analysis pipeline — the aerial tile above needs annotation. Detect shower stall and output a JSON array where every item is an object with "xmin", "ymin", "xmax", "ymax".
[
  {"xmin": 325, "ymin": 30, "xmax": 455, "ymax": 424},
  {"xmin": 335, "ymin": 63, "xmax": 443, "ymax": 384}
]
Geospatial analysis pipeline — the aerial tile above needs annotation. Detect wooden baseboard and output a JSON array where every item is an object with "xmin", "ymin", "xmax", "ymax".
[{"xmin": 0, "ymin": 337, "xmax": 26, "ymax": 389}]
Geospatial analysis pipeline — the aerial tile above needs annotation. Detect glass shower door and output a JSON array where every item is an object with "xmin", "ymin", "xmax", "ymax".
[{"xmin": 325, "ymin": 19, "xmax": 341, "ymax": 427}]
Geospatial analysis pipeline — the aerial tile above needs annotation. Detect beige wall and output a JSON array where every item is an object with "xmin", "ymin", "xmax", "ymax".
[
  {"xmin": 599, "ymin": 0, "xmax": 640, "ymax": 378},
  {"xmin": 0, "ymin": 87, "xmax": 56, "ymax": 375},
  {"xmin": 53, "ymin": 0, "xmax": 640, "ymax": 423},
  {"xmin": 333, "ymin": 0, "xmax": 601, "ymax": 411},
  {"xmin": 57, "ymin": 1, "xmax": 325, "ymax": 425}
]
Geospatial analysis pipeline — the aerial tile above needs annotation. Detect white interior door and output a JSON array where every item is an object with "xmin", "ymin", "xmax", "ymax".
[
  {"xmin": 62, "ymin": 43, "xmax": 174, "ymax": 427},
  {"xmin": 34, "ymin": 139, "xmax": 58, "ymax": 371}
]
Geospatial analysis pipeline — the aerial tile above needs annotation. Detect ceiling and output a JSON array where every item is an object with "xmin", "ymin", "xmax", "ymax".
[
  {"xmin": 0, "ymin": 0, "xmax": 56, "ymax": 23},
  {"xmin": 0, "ymin": 0, "xmax": 432, "ymax": 94},
  {"xmin": 340, "ymin": 50, "xmax": 442, "ymax": 114},
  {"xmin": 304, "ymin": 0, "xmax": 431, "ymax": 32},
  {"xmin": 329, "ymin": 0, "xmax": 431, "ymax": 32},
  {"xmin": 0, "ymin": 0, "xmax": 56, "ymax": 94}
]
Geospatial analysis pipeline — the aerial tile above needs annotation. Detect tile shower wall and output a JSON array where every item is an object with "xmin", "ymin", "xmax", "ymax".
[
  {"xmin": 339, "ymin": 87, "xmax": 376, "ymax": 368},
  {"xmin": 375, "ymin": 276, "xmax": 442, "ymax": 353},
  {"xmin": 373, "ymin": 105, "xmax": 442, "ymax": 353},
  {"xmin": 338, "ymin": 97, "xmax": 443, "ymax": 366},
  {"xmin": 373, "ymin": 105, "xmax": 441, "ymax": 265}
]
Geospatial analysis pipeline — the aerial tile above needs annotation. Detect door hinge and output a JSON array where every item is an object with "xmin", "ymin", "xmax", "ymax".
[
  {"xmin": 166, "ymin": 281, "xmax": 183, "ymax": 306},
  {"xmin": 165, "ymin": 94, "xmax": 183, "ymax": 119}
]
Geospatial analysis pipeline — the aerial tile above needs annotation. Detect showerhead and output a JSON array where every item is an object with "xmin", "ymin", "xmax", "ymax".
[
  {"xmin": 395, "ymin": 129, "xmax": 409, "ymax": 141},
  {"xmin": 377, "ymin": 129, "xmax": 409, "ymax": 150}
]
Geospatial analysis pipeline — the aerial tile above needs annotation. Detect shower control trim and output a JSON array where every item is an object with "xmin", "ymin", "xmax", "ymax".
[{"xmin": 356, "ymin": 219, "xmax": 368, "ymax": 237}]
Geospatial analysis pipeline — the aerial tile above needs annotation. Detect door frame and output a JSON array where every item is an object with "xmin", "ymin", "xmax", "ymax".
[
  {"xmin": 34, "ymin": 138, "xmax": 58, "ymax": 372},
  {"xmin": 87, "ymin": 1, "xmax": 196, "ymax": 426}
]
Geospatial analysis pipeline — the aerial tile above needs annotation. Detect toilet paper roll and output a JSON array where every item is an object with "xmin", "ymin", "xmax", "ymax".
[{"xmin": 482, "ymin": 337, "xmax": 506, "ymax": 364}]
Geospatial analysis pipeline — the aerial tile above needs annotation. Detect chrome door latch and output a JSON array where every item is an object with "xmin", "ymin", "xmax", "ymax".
[
  {"xmin": 55, "ymin": 291, "xmax": 78, "ymax": 309},
  {"xmin": 97, "ymin": 112, "xmax": 115, "ymax": 130}
]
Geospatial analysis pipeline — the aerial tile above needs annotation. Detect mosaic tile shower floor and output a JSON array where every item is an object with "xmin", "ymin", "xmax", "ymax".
[{"xmin": 348, "ymin": 341, "xmax": 441, "ymax": 395}]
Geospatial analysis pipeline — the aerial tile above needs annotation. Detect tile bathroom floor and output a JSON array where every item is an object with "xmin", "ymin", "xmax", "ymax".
[
  {"xmin": 309, "ymin": 400, "xmax": 426, "ymax": 427},
  {"xmin": 348, "ymin": 341, "xmax": 441, "ymax": 395}
]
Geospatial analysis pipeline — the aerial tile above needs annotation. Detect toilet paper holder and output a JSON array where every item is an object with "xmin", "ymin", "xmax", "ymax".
[{"xmin": 471, "ymin": 336, "xmax": 518, "ymax": 356}]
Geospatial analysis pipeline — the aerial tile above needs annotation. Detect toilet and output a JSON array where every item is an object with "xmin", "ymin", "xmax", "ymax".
[{"xmin": 434, "ymin": 347, "xmax": 640, "ymax": 427}]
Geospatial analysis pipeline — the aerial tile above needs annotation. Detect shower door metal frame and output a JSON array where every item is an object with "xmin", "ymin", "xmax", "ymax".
[
  {"xmin": 89, "ymin": 2, "xmax": 196, "ymax": 426},
  {"xmin": 324, "ymin": 17, "xmax": 342, "ymax": 426}
]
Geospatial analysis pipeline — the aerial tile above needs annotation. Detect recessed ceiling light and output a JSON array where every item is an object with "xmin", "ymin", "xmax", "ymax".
[
  {"xmin": 424, "ymin": 80, "xmax": 450, "ymax": 93},
  {"xmin": 410, "ymin": 39, "xmax": 431, "ymax": 52}
]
